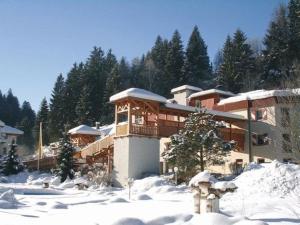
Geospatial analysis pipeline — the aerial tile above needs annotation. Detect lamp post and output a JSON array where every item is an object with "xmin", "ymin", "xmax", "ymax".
[
  {"xmin": 174, "ymin": 167, "xmax": 178, "ymax": 185},
  {"xmin": 127, "ymin": 178, "xmax": 134, "ymax": 200}
]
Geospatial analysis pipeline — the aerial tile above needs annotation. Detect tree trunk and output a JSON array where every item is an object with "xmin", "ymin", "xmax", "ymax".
[{"xmin": 200, "ymin": 148, "xmax": 204, "ymax": 171}]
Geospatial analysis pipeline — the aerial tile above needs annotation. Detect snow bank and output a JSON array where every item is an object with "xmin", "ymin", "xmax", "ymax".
[
  {"xmin": 112, "ymin": 218, "xmax": 145, "ymax": 225},
  {"xmin": 213, "ymin": 181, "xmax": 237, "ymax": 191},
  {"xmin": 135, "ymin": 194, "xmax": 152, "ymax": 200},
  {"xmin": 131, "ymin": 176, "xmax": 169, "ymax": 193},
  {"xmin": 59, "ymin": 177, "xmax": 75, "ymax": 189},
  {"xmin": 109, "ymin": 197, "xmax": 128, "ymax": 203},
  {"xmin": 197, "ymin": 213, "xmax": 267, "ymax": 225},
  {"xmin": 189, "ymin": 171, "xmax": 217, "ymax": 187},
  {"xmin": 0, "ymin": 189, "xmax": 18, "ymax": 209},
  {"xmin": 233, "ymin": 161, "xmax": 300, "ymax": 198}
]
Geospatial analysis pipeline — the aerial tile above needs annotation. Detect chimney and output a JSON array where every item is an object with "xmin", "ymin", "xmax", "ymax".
[{"xmin": 95, "ymin": 122, "xmax": 100, "ymax": 129}]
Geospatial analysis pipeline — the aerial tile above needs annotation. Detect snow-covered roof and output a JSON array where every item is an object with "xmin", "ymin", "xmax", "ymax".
[
  {"xmin": 218, "ymin": 89, "xmax": 300, "ymax": 105},
  {"xmin": 164, "ymin": 103, "xmax": 246, "ymax": 120},
  {"xmin": 93, "ymin": 123, "xmax": 115, "ymax": 136},
  {"xmin": 68, "ymin": 125, "xmax": 101, "ymax": 136},
  {"xmin": 189, "ymin": 171, "xmax": 217, "ymax": 187},
  {"xmin": 188, "ymin": 89, "xmax": 235, "ymax": 99},
  {"xmin": 110, "ymin": 88, "xmax": 167, "ymax": 103},
  {"xmin": 2, "ymin": 125, "xmax": 24, "ymax": 135},
  {"xmin": 171, "ymin": 85, "xmax": 202, "ymax": 94}
]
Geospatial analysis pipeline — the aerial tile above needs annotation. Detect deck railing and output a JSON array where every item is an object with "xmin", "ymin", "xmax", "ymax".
[
  {"xmin": 116, "ymin": 123, "xmax": 128, "ymax": 136},
  {"xmin": 130, "ymin": 124, "xmax": 158, "ymax": 136},
  {"xmin": 81, "ymin": 135, "xmax": 114, "ymax": 158}
]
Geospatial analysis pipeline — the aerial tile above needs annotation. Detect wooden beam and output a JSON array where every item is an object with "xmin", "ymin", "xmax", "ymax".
[{"xmin": 128, "ymin": 101, "xmax": 131, "ymax": 134}]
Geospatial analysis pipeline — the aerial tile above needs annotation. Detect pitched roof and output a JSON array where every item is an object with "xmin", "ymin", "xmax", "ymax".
[
  {"xmin": 2, "ymin": 125, "xmax": 24, "ymax": 135},
  {"xmin": 171, "ymin": 85, "xmax": 202, "ymax": 94},
  {"xmin": 68, "ymin": 125, "xmax": 101, "ymax": 135},
  {"xmin": 164, "ymin": 103, "xmax": 246, "ymax": 120},
  {"xmin": 109, "ymin": 88, "xmax": 167, "ymax": 103},
  {"xmin": 188, "ymin": 89, "xmax": 235, "ymax": 99},
  {"xmin": 218, "ymin": 89, "xmax": 300, "ymax": 105}
]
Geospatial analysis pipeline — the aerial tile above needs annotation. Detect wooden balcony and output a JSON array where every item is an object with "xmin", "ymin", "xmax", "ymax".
[
  {"xmin": 130, "ymin": 124, "xmax": 158, "ymax": 136},
  {"xmin": 218, "ymin": 127, "xmax": 245, "ymax": 151},
  {"xmin": 115, "ymin": 120, "xmax": 185, "ymax": 138},
  {"xmin": 116, "ymin": 123, "xmax": 128, "ymax": 136}
]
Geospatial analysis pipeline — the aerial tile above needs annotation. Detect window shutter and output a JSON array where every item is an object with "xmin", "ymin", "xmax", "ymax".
[
  {"xmin": 252, "ymin": 134, "xmax": 257, "ymax": 145},
  {"xmin": 251, "ymin": 109, "xmax": 256, "ymax": 120},
  {"xmin": 263, "ymin": 109, "xmax": 267, "ymax": 120}
]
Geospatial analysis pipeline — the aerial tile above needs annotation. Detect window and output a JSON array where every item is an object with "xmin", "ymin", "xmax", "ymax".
[
  {"xmin": 282, "ymin": 133, "xmax": 292, "ymax": 153},
  {"xmin": 257, "ymin": 158, "xmax": 265, "ymax": 164},
  {"xmin": 255, "ymin": 110, "xmax": 263, "ymax": 120},
  {"xmin": 195, "ymin": 100, "xmax": 201, "ymax": 108},
  {"xmin": 252, "ymin": 133, "xmax": 269, "ymax": 146},
  {"xmin": 281, "ymin": 107, "xmax": 290, "ymax": 127},
  {"xmin": 134, "ymin": 115, "xmax": 143, "ymax": 125}
]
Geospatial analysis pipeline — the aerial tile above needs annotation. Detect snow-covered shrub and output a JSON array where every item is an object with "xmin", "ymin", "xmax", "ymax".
[
  {"xmin": 1, "ymin": 141, "xmax": 24, "ymax": 176},
  {"xmin": 163, "ymin": 110, "xmax": 235, "ymax": 182},
  {"xmin": 78, "ymin": 163, "xmax": 111, "ymax": 187}
]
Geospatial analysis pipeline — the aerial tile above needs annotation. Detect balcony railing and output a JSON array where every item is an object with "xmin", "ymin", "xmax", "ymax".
[{"xmin": 130, "ymin": 124, "xmax": 158, "ymax": 136}]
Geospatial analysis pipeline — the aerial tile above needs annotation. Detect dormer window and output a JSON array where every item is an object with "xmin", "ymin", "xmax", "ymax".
[{"xmin": 195, "ymin": 100, "xmax": 201, "ymax": 108}]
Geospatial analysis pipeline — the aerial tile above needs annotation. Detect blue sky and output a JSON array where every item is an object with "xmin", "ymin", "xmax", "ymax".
[{"xmin": 0, "ymin": 0, "xmax": 287, "ymax": 112}]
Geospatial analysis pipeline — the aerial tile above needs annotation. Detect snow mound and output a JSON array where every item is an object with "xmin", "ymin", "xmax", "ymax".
[
  {"xmin": 213, "ymin": 181, "xmax": 237, "ymax": 191},
  {"xmin": 36, "ymin": 201, "xmax": 47, "ymax": 206},
  {"xmin": 198, "ymin": 213, "xmax": 267, "ymax": 225},
  {"xmin": 135, "ymin": 194, "xmax": 152, "ymax": 200},
  {"xmin": 189, "ymin": 170, "xmax": 217, "ymax": 187},
  {"xmin": 0, "ymin": 190, "xmax": 18, "ymax": 209},
  {"xmin": 112, "ymin": 217, "xmax": 145, "ymax": 225},
  {"xmin": 233, "ymin": 161, "xmax": 300, "ymax": 197},
  {"xmin": 0, "ymin": 176, "xmax": 8, "ymax": 183},
  {"xmin": 51, "ymin": 202, "xmax": 68, "ymax": 209},
  {"xmin": 234, "ymin": 220, "xmax": 268, "ymax": 225},
  {"xmin": 50, "ymin": 176, "xmax": 61, "ymax": 186},
  {"xmin": 59, "ymin": 177, "xmax": 75, "ymax": 189},
  {"xmin": 131, "ymin": 176, "xmax": 169, "ymax": 193},
  {"xmin": 109, "ymin": 197, "xmax": 128, "ymax": 203},
  {"xmin": 0, "ymin": 189, "xmax": 17, "ymax": 203}
]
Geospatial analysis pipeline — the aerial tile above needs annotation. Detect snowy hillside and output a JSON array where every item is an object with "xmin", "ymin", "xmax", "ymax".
[{"xmin": 0, "ymin": 161, "xmax": 299, "ymax": 225}]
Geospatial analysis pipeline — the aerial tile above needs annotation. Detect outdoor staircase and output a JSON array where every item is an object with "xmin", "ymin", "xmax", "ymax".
[{"xmin": 80, "ymin": 135, "xmax": 114, "ymax": 158}]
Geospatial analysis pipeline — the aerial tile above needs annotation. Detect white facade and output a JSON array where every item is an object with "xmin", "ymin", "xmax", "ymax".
[
  {"xmin": 113, "ymin": 135, "xmax": 160, "ymax": 187},
  {"xmin": 0, "ymin": 120, "xmax": 23, "ymax": 155}
]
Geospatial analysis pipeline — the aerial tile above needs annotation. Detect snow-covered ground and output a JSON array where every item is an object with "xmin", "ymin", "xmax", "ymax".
[{"xmin": 0, "ymin": 161, "xmax": 299, "ymax": 225}]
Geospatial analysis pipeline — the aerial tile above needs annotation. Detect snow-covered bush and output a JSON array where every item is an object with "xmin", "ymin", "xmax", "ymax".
[
  {"xmin": 78, "ymin": 163, "xmax": 111, "ymax": 187},
  {"xmin": 163, "ymin": 110, "xmax": 235, "ymax": 182},
  {"xmin": 1, "ymin": 141, "xmax": 24, "ymax": 176},
  {"xmin": 56, "ymin": 134, "xmax": 75, "ymax": 182}
]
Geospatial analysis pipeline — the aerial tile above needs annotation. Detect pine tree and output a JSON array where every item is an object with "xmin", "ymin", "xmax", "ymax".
[
  {"xmin": 162, "ymin": 110, "xmax": 233, "ymax": 181},
  {"xmin": 57, "ymin": 134, "xmax": 75, "ymax": 182},
  {"xmin": 34, "ymin": 98, "xmax": 50, "ymax": 146},
  {"xmin": 150, "ymin": 36, "xmax": 169, "ymax": 94},
  {"xmin": 165, "ymin": 30, "xmax": 184, "ymax": 97},
  {"xmin": 49, "ymin": 74, "xmax": 66, "ymax": 142},
  {"xmin": 288, "ymin": 0, "xmax": 300, "ymax": 61},
  {"xmin": 263, "ymin": 5, "xmax": 291, "ymax": 88},
  {"xmin": 85, "ymin": 47, "xmax": 106, "ymax": 122},
  {"xmin": 75, "ymin": 85, "xmax": 94, "ymax": 126},
  {"xmin": 18, "ymin": 101, "xmax": 36, "ymax": 151},
  {"xmin": 2, "ymin": 89, "xmax": 21, "ymax": 126},
  {"xmin": 184, "ymin": 26, "xmax": 211, "ymax": 87},
  {"xmin": 218, "ymin": 30, "xmax": 254, "ymax": 93},
  {"xmin": 2, "ymin": 140, "xmax": 23, "ymax": 175},
  {"xmin": 64, "ymin": 63, "xmax": 85, "ymax": 128}
]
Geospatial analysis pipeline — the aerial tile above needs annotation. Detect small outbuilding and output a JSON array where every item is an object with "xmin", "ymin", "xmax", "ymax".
[{"xmin": 68, "ymin": 125, "xmax": 101, "ymax": 148}]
